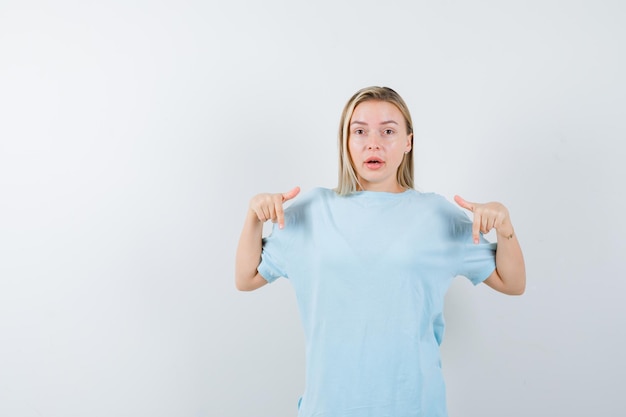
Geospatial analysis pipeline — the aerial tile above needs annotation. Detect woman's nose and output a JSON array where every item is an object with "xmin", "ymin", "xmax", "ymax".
[{"xmin": 367, "ymin": 134, "xmax": 381, "ymax": 149}]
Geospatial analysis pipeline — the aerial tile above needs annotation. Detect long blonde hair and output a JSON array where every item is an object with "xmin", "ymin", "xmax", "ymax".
[{"xmin": 335, "ymin": 86, "xmax": 414, "ymax": 195}]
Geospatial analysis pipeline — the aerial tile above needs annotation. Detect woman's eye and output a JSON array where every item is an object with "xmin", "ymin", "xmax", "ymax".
[
  {"xmin": 384, "ymin": 129, "xmax": 394, "ymax": 135},
  {"xmin": 354, "ymin": 129, "xmax": 365, "ymax": 135}
]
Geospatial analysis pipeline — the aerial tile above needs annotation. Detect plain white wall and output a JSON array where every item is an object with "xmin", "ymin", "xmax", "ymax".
[{"xmin": 1, "ymin": 0, "xmax": 624, "ymax": 416}]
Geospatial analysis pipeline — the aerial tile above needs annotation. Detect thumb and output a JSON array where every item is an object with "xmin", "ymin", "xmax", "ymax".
[
  {"xmin": 282, "ymin": 186, "xmax": 301, "ymax": 202},
  {"xmin": 454, "ymin": 195, "xmax": 475, "ymax": 212}
]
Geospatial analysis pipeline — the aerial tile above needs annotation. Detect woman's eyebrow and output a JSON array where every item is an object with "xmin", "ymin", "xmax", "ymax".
[{"xmin": 350, "ymin": 120, "xmax": 399, "ymax": 126}]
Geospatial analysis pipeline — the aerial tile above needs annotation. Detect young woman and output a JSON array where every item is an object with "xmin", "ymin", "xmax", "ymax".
[{"xmin": 235, "ymin": 86, "xmax": 525, "ymax": 417}]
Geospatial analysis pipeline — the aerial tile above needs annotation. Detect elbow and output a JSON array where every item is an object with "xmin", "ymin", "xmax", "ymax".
[
  {"xmin": 493, "ymin": 267, "xmax": 526, "ymax": 296},
  {"xmin": 507, "ymin": 286, "xmax": 525, "ymax": 296},
  {"xmin": 512, "ymin": 273, "xmax": 527, "ymax": 295},
  {"xmin": 234, "ymin": 271, "xmax": 266, "ymax": 291},
  {"xmin": 505, "ymin": 278, "xmax": 526, "ymax": 296},
  {"xmin": 235, "ymin": 280, "xmax": 254, "ymax": 292},
  {"xmin": 234, "ymin": 276, "xmax": 251, "ymax": 291}
]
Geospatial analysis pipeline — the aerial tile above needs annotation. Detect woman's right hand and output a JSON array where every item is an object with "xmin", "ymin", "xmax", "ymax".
[{"xmin": 249, "ymin": 186, "xmax": 300, "ymax": 229}]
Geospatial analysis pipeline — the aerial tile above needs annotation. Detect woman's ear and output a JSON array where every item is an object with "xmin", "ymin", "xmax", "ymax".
[{"xmin": 405, "ymin": 133, "xmax": 413, "ymax": 152}]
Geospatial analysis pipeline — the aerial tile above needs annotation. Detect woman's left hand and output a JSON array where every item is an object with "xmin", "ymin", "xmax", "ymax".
[{"xmin": 454, "ymin": 195, "xmax": 514, "ymax": 244}]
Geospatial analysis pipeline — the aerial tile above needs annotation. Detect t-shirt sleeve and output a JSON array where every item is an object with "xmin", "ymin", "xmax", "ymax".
[
  {"xmin": 451, "ymin": 208, "xmax": 497, "ymax": 285},
  {"xmin": 257, "ymin": 222, "xmax": 291, "ymax": 283},
  {"xmin": 461, "ymin": 238, "xmax": 497, "ymax": 285},
  {"xmin": 256, "ymin": 189, "xmax": 316, "ymax": 283},
  {"xmin": 257, "ymin": 205, "xmax": 299, "ymax": 282}
]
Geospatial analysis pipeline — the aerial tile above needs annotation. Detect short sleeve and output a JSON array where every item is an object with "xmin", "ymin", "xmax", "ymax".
[
  {"xmin": 257, "ymin": 223, "xmax": 291, "ymax": 283},
  {"xmin": 450, "ymin": 207, "xmax": 497, "ymax": 285},
  {"xmin": 257, "ymin": 206, "xmax": 298, "ymax": 282},
  {"xmin": 256, "ymin": 189, "xmax": 318, "ymax": 283},
  {"xmin": 461, "ymin": 238, "xmax": 497, "ymax": 285}
]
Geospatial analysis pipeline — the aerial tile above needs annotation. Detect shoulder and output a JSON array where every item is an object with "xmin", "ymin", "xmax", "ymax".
[
  {"xmin": 282, "ymin": 187, "xmax": 335, "ymax": 220},
  {"xmin": 409, "ymin": 190, "xmax": 471, "ymax": 222},
  {"xmin": 288, "ymin": 187, "xmax": 335, "ymax": 208},
  {"xmin": 406, "ymin": 190, "xmax": 455, "ymax": 210},
  {"xmin": 306, "ymin": 186, "xmax": 336, "ymax": 199}
]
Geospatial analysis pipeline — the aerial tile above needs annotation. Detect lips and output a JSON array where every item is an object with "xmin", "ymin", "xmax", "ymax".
[{"xmin": 364, "ymin": 157, "xmax": 384, "ymax": 169}]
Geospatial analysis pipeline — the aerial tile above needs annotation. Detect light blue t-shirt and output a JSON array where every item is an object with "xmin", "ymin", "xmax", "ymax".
[{"xmin": 258, "ymin": 187, "xmax": 496, "ymax": 417}]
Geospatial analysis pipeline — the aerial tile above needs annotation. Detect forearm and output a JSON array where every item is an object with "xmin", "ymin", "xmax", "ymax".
[
  {"xmin": 494, "ymin": 224, "xmax": 526, "ymax": 295},
  {"xmin": 235, "ymin": 210, "xmax": 265, "ymax": 290}
]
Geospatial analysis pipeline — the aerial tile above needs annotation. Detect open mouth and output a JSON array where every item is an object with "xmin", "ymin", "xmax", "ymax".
[{"xmin": 365, "ymin": 157, "xmax": 384, "ymax": 168}]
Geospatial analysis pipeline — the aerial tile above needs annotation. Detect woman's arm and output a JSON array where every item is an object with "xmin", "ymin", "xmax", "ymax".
[
  {"xmin": 455, "ymin": 196, "xmax": 526, "ymax": 295},
  {"xmin": 235, "ymin": 209, "xmax": 269, "ymax": 291},
  {"xmin": 235, "ymin": 187, "xmax": 300, "ymax": 291},
  {"xmin": 484, "ymin": 222, "xmax": 526, "ymax": 295}
]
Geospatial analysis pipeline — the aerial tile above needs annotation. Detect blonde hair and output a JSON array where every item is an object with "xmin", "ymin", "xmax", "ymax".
[{"xmin": 335, "ymin": 86, "xmax": 414, "ymax": 195}]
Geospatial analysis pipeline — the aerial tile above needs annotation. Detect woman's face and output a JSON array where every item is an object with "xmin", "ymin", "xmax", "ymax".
[{"xmin": 348, "ymin": 100, "xmax": 412, "ymax": 193}]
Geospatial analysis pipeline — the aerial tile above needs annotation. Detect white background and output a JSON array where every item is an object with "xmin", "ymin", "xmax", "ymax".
[{"xmin": 1, "ymin": 1, "xmax": 624, "ymax": 416}]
